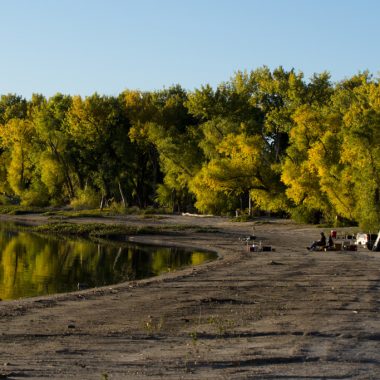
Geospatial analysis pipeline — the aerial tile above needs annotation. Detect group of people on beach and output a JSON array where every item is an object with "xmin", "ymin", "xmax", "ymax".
[{"xmin": 307, "ymin": 232, "xmax": 334, "ymax": 251}]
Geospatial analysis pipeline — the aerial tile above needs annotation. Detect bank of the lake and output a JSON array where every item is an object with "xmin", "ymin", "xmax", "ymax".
[{"xmin": 1, "ymin": 213, "xmax": 379, "ymax": 379}]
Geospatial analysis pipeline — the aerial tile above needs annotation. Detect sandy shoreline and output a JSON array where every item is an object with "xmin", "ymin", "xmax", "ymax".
[{"xmin": 1, "ymin": 214, "xmax": 380, "ymax": 379}]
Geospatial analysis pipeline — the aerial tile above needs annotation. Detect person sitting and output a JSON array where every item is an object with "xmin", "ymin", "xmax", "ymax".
[
  {"xmin": 307, "ymin": 232, "xmax": 326, "ymax": 251},
  {"xmin": 325, "ymin": 234, "xmax": 335, "ymax": 251}
]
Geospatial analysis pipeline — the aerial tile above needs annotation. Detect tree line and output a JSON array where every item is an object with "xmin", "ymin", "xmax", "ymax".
[{"xmin": 0, "ymin": 66, "xmax": 379, "ymax": 229}]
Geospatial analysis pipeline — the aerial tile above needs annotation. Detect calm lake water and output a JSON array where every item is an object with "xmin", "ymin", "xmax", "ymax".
[{"xmin": 0, "ymin": 223, "xmax": 217, "ymax": 301}]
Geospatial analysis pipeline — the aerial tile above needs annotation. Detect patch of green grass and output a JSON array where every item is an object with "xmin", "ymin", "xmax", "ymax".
[
  {"xmin": 44, "ymin": 207, "xmax": 171, "ymax": 219},
  {"xmin": 32, "ymin": 221, "xmax": 221, "ymax": 242},
  {"xmin": 230, "ymin": 215, "xmax": 255, "ymax": 222},
  {"xmin": 44, "ymin": 209, "xmax": 110, "ymax": 218},
  {"xmin": 0, "ymin": 205, "xmax": 46, "ymax": 215},
  {"xmin": 33, "ymin": 222, "xmax": 165, "ymax": 239}
]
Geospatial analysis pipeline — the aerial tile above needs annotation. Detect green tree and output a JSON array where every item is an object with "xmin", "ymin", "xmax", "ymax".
[
  {"xmin": 33, "ymin": 94, "xmax": 75, "ymax": 203},
  {"xmin": 337, "ymin": 75, "xmax": 380, "ymax": 229},
  {"xmin": 67, "ymin": 94, "xmax": 132, "ymax": 209},
  {"xmin": 125, "ymin": 90, "xmax": 163, "ymax": 208},
  {"xmin": 127, "ymin": 86, "xmax": 199, "ymax": 211},
  {"xmin": 186, "ymin": 67, "xmax": 305, "ymax": 214},
  {"xmin": 0, "ymin": 94, "xmax": 27, "ymax": 125},
  {"xmin": 281, "ymin": 105, "xmax": 340, "ymax": 222},
  {"xmin": 0, "ymin": 118, "xmax": 48, "ymax": 205}
]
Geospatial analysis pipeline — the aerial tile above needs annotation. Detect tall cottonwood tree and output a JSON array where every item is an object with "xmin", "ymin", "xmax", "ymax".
[{"xmin": 186, "ymin": 68, "xmax": 307, "ymax": 214}]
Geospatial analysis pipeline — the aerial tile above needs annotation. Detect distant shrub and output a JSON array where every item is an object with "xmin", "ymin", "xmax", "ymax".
[
  {"xmin": 109, "ymin": 201, "xmax": 127, "ymax": 214},
  {"xmin": 124, "ymin": 206, "xmax": 141, "ymax": 215},
  {"xmin": 0, "ymin": 194, "xmax": 17, "ymax": 205},
  {"xmin": 21, "ymin": 188, "xmax": 49, "ymax": 207},
  {"xmin": 70, "ymin": 188, "xmax": 100, "ymax": 210},
  {"xmin": 291, "ymin": 206, "xmax": 322, "ymax": 224}
]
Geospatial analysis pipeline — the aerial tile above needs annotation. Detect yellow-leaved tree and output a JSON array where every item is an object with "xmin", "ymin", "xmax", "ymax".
[{"xmin": 338, "ymin": 79, "xmax": 380, "ymax": 229}]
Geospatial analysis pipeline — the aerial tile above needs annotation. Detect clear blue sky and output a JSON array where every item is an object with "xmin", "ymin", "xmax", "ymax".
[{"xmin": 1, "ymin": 0, "xmax": 379, "ymax": 99}]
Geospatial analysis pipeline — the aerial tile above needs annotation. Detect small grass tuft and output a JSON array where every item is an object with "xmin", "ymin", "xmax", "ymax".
[{"xmin": 142, "ymin": 315, "xmax": 165, "ymax": 335}]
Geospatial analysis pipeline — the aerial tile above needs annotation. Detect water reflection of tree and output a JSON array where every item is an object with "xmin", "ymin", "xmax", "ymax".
[{"xmin": 0, "ymin": 229, "xmax": 213, "ymax": 300}]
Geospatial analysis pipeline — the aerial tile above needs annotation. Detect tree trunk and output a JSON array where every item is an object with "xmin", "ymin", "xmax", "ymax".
[
  {"xmin": 50, "ymin": 142, "xmax": 75, "ymax": 199},
  {"xmin": 100, "ymin": 194, "xmax": 106, "ymax": 210},
  {"xmin": 118, "ymin": 180, "xmax": 126, "ymax": 208}
]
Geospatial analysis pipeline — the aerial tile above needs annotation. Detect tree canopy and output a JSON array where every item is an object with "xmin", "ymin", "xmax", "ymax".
[{"xmin": 0, "ymin": 67, "xmax": 378, "ymax": 229}]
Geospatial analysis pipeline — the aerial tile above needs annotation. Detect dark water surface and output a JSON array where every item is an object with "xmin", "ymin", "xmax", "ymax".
[{"xmin": 0, "ymin": 223, "xmax": 217, "ymax": 300}]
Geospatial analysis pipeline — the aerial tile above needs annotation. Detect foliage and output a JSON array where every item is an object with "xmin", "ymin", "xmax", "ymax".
[
  {"xmin": 70, "ymin": 187, "xmax": 101, "ymax": 210},
  {"xmin": 290, "ymin": 205, "xmax": 323, "ymax": 224},
  {"xmin": 0, "ymin": 68, "xmax": 378, "ymax": 228}
]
